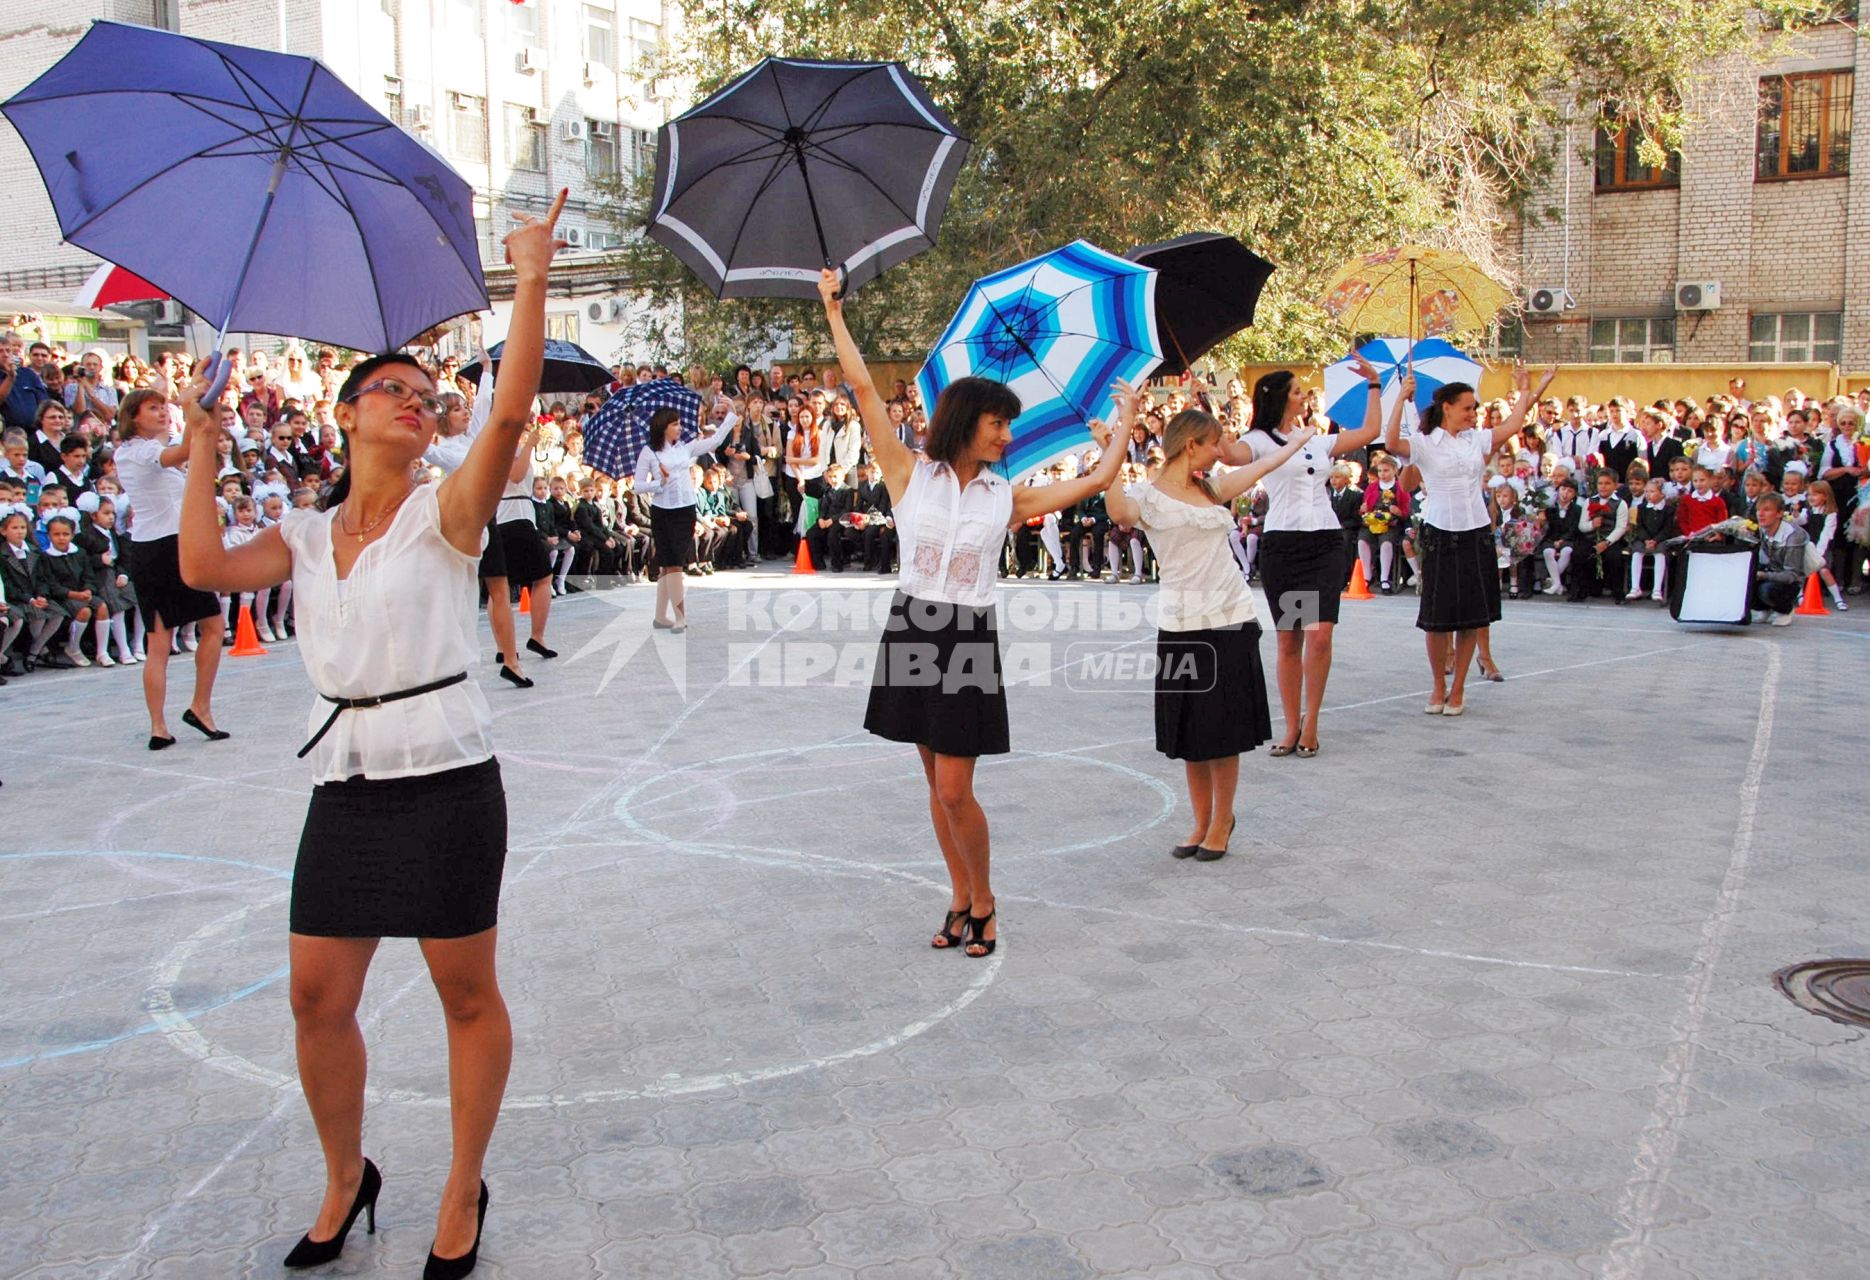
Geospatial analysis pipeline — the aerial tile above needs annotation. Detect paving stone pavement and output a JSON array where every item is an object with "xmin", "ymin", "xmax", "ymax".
[{"xmin": 2, "ymin": 575, "xmax": 1867, "ymax": 1279}]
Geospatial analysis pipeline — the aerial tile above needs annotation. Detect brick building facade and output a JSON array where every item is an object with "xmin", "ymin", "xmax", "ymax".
[{"xmin": 1513, "ymin": 20, "xmax": 1870, "ymax": 371}]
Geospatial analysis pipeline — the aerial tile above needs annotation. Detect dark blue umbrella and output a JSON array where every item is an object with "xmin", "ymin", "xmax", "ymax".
[
  {"xmin": 459, "ymin": 339, "xmax": 611, "ymax": 395},
  {"xmin": 583, "ymin": 378, "xmax": 703, "ymax": 479},
  {"xmin": 2, "ymin": 21, "xmax": 486, "ymax": 399},
  {"xmin": 646, "ymin": 58, "xmax": 970, "ymax": 299}
]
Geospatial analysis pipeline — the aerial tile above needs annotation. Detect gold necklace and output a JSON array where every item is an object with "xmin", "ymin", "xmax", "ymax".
[{"xmin": 341, "ymin": 486, "xmax": 414, "ymax": 542}]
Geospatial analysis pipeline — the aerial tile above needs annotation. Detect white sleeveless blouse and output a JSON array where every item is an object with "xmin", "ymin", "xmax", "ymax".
[
  {"xmin": 277, "ymin": 484, "xmax": 494, "ymax": 783},
  {"xmin": 892, "ymin": 458, "xmax": 1014, "ymax": 608}
]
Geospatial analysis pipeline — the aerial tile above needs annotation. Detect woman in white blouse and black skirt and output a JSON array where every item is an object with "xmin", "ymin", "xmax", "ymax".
[
  {"xmin": 634, "ymin": 403, "xmax": 739, "ymax": 633},
  {"xmin": 175, "ymin": 193, "xmax": 569, "ymax": 1280},
  {"xmin": 1384, "ymin": 363, "xmax": 1554, "ymax": 716},
  {"xmin": 819, "ymin": 270, "xmax": 1125, "ymax": 958},
  {"xmin": 1103, "ymin": 397, "xmax": 1315, "ymax": 860}
]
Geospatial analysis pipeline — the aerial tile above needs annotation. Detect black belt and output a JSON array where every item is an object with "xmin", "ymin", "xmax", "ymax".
[{"xmin": 297, "ymin": 672, "xmax": 469, "ymax": 759}]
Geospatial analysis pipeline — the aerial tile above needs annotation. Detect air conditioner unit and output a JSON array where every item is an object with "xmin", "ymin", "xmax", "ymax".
[
  {"xmin": 1676, "ymin": 281, "xmax": 1722, "ymax": 311},
  {"xmin": 157, "ymin": 300, "xmax": 184, "ymax": 325},
  {"xmin": 591, "ymin": 120, "xmax": 615, "ymax": 139},
  {"xmin": 564, "ymin": 227, "xmax": 585, "ymax": 248},
  {"xmin": 1525, "ymin": 286, "xmax": 1573, "ymax": 315},
  {"xmin": 408, "ymin": 103, "xmax": 433, "ymax": 128},
  {"xmin": 586, "ymin": 300, "xmax": 607, "ymax": 323},
  {"xmin": 563, "ymin": 119, "xmax": 588, "ymax": 143},
  {"xmin": 515, "ymin": 47, "xmax": 543, "ymax": 74},
  {"xmin": 586, "ymin": 297, "xmax": 626, "ymax": 323}
]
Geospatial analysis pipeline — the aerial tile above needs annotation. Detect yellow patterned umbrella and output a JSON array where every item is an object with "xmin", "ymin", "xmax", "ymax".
[{"xmin": 1319, "ymin": 245, "xmax": 1510, "ymax": 341}]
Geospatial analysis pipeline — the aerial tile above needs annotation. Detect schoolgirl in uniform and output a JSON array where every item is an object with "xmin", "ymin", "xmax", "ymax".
[
  {"xmin": 1103, "ymin": 402, "xmax": 1313, "ymax": 853},
  {"xmin": 1540, "ymin": 479, "xmax": 1582, "ymax": 596},
  {"xmin": 1804, "ymin": 480, "xmax": 1850, "ymax": 611},
  {"xmin": 35, "ymin": 514, "xmax": 107, "ymax": 666},
  {"xmin": 77, "ymin": 493, "xmax": 141, "ymax": 663},
  {"xmin": 174, "ymin": 192, "xmax": 567, "ymax": 1280},
  {"xmin": 819, "ymin": 268, "xmax": 1126, "ymax": 959},
  {"xmin": 1625, "ymin": 478, "xmax": 1677, "ymax": 602},
  {"xmin": 1357, "ymin": 454, "xmax": 1411, "ymax": 594},
  {"xmin": 2, "ymin": 508, "xmax": 61, "ymax": 671}
]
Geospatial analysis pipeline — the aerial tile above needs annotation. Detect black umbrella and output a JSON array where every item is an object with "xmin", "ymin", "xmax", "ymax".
[
  {"xmin": 646, "ymin": 58, "xmax": 970, "ymax": 300},
  {"xmin": 1124, "ymin": 233, "xmax": 1275, "ymax": 375},
  {"xmin": 458, "ymin": 338, "xmax": 612, "ymax": 394}
]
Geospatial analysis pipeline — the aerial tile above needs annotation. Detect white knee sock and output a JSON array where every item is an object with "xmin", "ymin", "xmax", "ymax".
[
  {"xmin": 68, "ymin": 618, "xmax": 86, "ymax": 653},
  {"xmin": 1040, "ymin": 518, "xmax": 1063, "ymax": 567},
  {"xmin": 1245, "ymin": 532, "xmax": 1259, "ymax": 576},
  {"xmin": 1129, "ymin": 535, "xmax": 1144, "ymax": 576},
  {"xmin": 94, "ymin": 616, "xmax": 110, "ymax": 657},
  {"xmin": 1359, "ymin": 540, "xmax": 1375, "ymax": 582},
  {"xmin": 1228, "ymin": 529, "xmax": 1252, "ymax": 578},
  {"xmin": 1107, "ymin": 541, "xmax": 1121, "ymax": 575},
  {"xmin": 130, "ymin": 609, "xmax": 146, "ymax": 652},
  {"xmin": 1379, "ymin": 540, "xmax": 1395, "ymax": 582},
  {"xmin": 109, "ymin": 613, "xmax": 131, "ymax": 660}
]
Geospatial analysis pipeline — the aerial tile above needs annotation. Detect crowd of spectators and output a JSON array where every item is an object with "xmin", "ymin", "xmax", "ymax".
[{"xmin": 4, "ymin": 327, "xmax": 1866, "ymax": 687}]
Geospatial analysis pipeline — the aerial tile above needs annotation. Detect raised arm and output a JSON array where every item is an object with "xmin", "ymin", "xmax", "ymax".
[
  {"xmin": 1211, "ymin": 423, "xmax": 1319, "ymax": 504},
  {"xmin": 1014, "ymin": 420, "xmax": 1124, "ymax": 523},
  {"xmin": 1493, "ymin": 363, "xmax": 1557, "ymax": 452},
  {"xmin": 1384, "ymin": 372, "xmax": 1417, "ymax": 459},
  {"xmin": 438, "ymin": 189, "xmax": 567, "ymax": 552},
  {"xmin": 176, "ymin": 368, "xmax": 292, "ymax": 593},
  {"xmin": 1330, "ymin": 349, "xmax": 1389, "ymax": 457},
  {"xmin": 690, "ymin": 410, "xmax": 740, "ymax": 460},
  {"xmin": 820, "ymin": 268, "xmax": 913, "ymax": 502}
]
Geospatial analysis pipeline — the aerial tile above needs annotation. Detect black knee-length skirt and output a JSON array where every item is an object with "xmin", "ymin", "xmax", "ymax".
[
  {"xmin": 499, "ymin": 519, "xmax": 552, "ymax": 585},
  {"xmin": 1416, "ymin": 523, "xmax": 1502, "ymax": 633},
  {"xmin": 650, "ymin": 503, "xmax": 696, "ymax": 568},
  {"xmin": 291, "ymin": 757, "xmax": 507, "ymax": 938},
  {"xmin": 1259, "ymin": 529, "xmax": 1343, "ymax": 629},
  {"xmin": 1155, "ymin": 622, "xmax": 1272, "ymax": 761},
  {"xmin": 477, "ymin": 517, "xmax": 507, "ymax": 580},
  {"xmin": 864, "ymin": 592, "xmax": 1010, "ymax": 757},
  {"xmin": 129, "ymin": 535, "xmax": 222, "ymax": 630}
]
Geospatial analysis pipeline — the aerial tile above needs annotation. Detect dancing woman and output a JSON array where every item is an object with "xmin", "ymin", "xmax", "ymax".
[
  {"xmin": 1103, "ymin": 397, "xmax": 1316, "ymax": 861},
  {"xmin": 819, "ymin": 269, "xmax": 1126, "ymax": 958},
  {"xmin": 634, "ymin": 402, "xmax": 740, "ymax": 632},
  {"xmin": 113, "ymin": 386, "xmax": 227, "ymax": 749},
  {"xmin": 1215, "ymin": 357, "xmax": 1394, "ymax": 757},
  {"xmin": 1384, "ymin": 363, "xmax": 1555, "ymax": 716},
  {"xmin": 176, "ymin": 192, "xmax": 567, "ymax": 1280}
]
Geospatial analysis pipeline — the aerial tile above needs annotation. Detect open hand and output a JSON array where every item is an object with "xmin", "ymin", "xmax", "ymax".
[
  {"xmin": 1349, "ymin": 350, "xmax": 1383, "ymax": 384},
  {"xmin": 1110, "ymin": 378, "xmax": 1143, "ymax": 427}
]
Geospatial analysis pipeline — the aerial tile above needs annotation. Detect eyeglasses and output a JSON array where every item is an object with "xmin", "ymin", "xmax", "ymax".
[{"xmin": 343, "ymin": 377, "xmax": 444, "ymax": 419}]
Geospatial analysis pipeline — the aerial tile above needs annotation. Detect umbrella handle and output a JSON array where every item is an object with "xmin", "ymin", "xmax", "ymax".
[
  {"xmin": 832, "ymin": 262, "xmax": 848, "ymax": 302},
  {"xmin": 201, "ymin": 349, "xmax": 233, "ymax": 407}
]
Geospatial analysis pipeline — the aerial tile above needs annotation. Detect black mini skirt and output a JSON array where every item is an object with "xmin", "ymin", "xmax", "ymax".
[{"xmin": 863, "ymin": 592, "xmax": 1010, "ymax": 758}]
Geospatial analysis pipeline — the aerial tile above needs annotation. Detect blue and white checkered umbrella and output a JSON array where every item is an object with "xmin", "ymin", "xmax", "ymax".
[
  {"xmin": 583, "ymin": 377, "xmax": 703, "ymax": 479},
  {"xmin": 917, "ymin": 240, "xmax": 1162, "ymax": 482},
  {"xmin": 1321, "ymin": 337, "xmax": 1482, "ymax": 436}
]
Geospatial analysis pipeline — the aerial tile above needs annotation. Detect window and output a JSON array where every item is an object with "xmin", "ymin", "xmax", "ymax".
[
  {"xmin": 628, "ymin": 127, "xmax": 657, "ymax": 176},
  {"xmin": 1589, "ymin": 317, "xmax": 1675, "ymax": 363},
  {"xmin": 584, "ymin": 120, "xmax": 618, "ymax": 179},
  {"xmin": 1749, "ymin": 312, "xmax": 1842, "ymax": 362},
  {"xmin": 1595, "ymin": 122, "xmax": 1680, "ymax": 191},
  {"xmin": 384, "ymin": 88, "xmax": 404, "ymax": 129},
  {"xmin": 450, "ymin": 94, "xmax": 487, "ymax": 163},
  {"xmin": 629, "ymin": 18, "xmax": 663, "ymax": 72},
  {"xmin": 507, "ymin": 0, "xmax": 539, "ymax": 41},
  {"xmin": 1482, "ymin": 316, "xmax": 1524, "ymax": 360},
  {"xmin": 506, "ymin": 104, "xmax": 545, "ymax": 172},
  {"xmin": 583, "ymin": 5, "xmax": 616, "ymax": 68},
  {"xmin": 586, "ymin": 230, "xmax": 624, "ymax": 251},
  {"xmin": 1757, "ymin": 71, "xmax": 1853, "ymax": 179},
  {"xmin": 547, "ymin": 313, "xmax": 582, "ymax": 344}
]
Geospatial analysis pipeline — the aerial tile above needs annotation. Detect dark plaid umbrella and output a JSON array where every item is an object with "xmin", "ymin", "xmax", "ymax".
[
  {"xmin": 583, "ymin": 378, "xmax": 702, "ymax": 479},
  {"xmin": 459, "ymin": 338, "xmax": 611, "ymax": 395},
  {"xmin": 1124, "ymin": 233, "xmax": 1274, "ymax": 375},
  {"xmin": 645, "ymin": 58, "xmax": 970, "ymax": 300}
]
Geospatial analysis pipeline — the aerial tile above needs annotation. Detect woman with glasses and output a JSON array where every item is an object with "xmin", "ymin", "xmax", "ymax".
[{"xmin": 175, "ymin": 192, "xmax": 568, "ymax": 1280}]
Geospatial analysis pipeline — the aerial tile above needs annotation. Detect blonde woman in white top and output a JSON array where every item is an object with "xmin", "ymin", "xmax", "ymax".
[
  {"xmin": 175, "ymin": 191, "xmax": 568, "ymax": 1279},
  {"xmin": 820, "ymin": 269, "xmax": 1126, "ymax": 958},
  {"xmin": 1105, "ymin": 398, "xmax": 1315, "ymax": 860}
]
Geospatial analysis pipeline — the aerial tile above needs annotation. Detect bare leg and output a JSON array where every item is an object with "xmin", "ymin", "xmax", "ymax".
[
  {"xmin": 1297, "ymin": 623, "xmax": 1334, "ymax": 750},
  {"xmin": 1273, "ymin": 629, "xmax": 1303, "ymax": 749},
  {"xmin": 1425, "ymin": 631, "xmax": 1451, "ymax": 705},
  {"xmin": 486, "ymin": 578, "xmax": 520, "ymax": 672},
  {"xmin": 143, "ymin": 622, "xmax": 173, "ymax": 736},
  {"xmin": 1474, "ymin": 626, "xmax": 1499, "ymax": 678},
  {"xmin": 528, "ymin": 575, "xmax": 554, "ymax": 643},
  {"xmin": 1183, "ymin": 760, "xmax": 1213, "ymax": 847},
  {"xmin": 918, "ymin": 746, "xmax": 972, "ymax": 942},
  {"xmin": 187, "ymin": 614, "xmax": 226, "ymax": 729},
  {"xmin": 1200, "ymin": 755, "xmax": 1240, "ymax": 847},
  {"xmin": 928, "ymin": 752, "xmax": 994, "ymax": 953},
  {"xmin": 1448, "ymin": 629, "xmax": 1481, "ymax": 707},
  {"xmin": 419, "ymin": 928, "xmax": 511, "ymax": 1261},
  {"xmin": 669, "ymin": 566, "xmax": 688, "ymax": 625},
  {"xmin": 653, "ymin": 572, "xmax": 672, "ymax": 625},
  {"xmin": 288, "ymin": 934, "xmax": 380, "ymax": 1242}
]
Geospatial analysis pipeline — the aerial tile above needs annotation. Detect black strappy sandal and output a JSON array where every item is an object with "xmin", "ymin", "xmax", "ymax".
[
  {"xmin": 964, "ymin": 910, "xmax": 997, "ymax": 958},
  {"xmin": 931, "ymin": 910, "xmax": 967, "ymax": 950}
]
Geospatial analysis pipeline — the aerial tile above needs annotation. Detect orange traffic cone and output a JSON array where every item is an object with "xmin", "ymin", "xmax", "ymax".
[
  {"xmin": 518, "ymin": 586, "xmax": 531, "ymax": 615},
  {"xmin": 1342, "ymin": 558, "xmax": 1375, "ymax": 600},
  {"xmin": 792, "ymin": 539, "xmax": 816, "ymax": 574},
  {"xmin": 1794, "ymin": 573, "xmax": 1830, "ymax": 616},
  {"xmin": 229, "ymin": 608, "xmax": 269, "ymax": 657}
]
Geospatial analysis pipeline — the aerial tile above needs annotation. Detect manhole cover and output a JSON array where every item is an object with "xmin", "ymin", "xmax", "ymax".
[{"xmin": 1774, "ymin": 959, "xmax": 1870, "ymax": 1028}]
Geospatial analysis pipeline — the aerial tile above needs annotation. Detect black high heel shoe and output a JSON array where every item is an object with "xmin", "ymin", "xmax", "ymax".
[
  {"xmin": 964, "ymin": 910, "xmax": 997, "ymax": 958},
  {"xmin": 181, "ymin": 709, "xmax": 230, "ymax": 741},
  {"xmin": 932, "ymin": 909, "xmax": 967, "ymax": 949},
  {"xmin": 1194, "ymin": 815, "xmax": 1236, "ymax": 862},
  {"xmin": 284, "ymin": 1158, "xmax": 380, "ymax": 1269},
  {"xmin": 423, "ymin": 1180, "xmax": 488, "ymax": 1280},
  {"xmin": 497, "ymin": 663, "xmax": 533, "ymax": 689},
  {"xmin": 525, "ymin": 638, "xmax": 558, "ymax": 659},
  {"xmin": 1171, "ymin": 842, "xmax": 1201, "ymax": 859},
  {"xmin": 148, "ymin": 734, "xmax": 176, "ymax": 751}
]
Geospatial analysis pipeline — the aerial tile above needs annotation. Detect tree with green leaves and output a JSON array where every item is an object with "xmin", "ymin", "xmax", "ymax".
[{"xmin": 598, "ymin": 0, "xmax": 1832, "ymax": 369}]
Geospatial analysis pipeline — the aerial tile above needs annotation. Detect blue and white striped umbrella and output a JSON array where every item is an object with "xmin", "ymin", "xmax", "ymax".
[
  {"xmin": 583, "ymin": 377, "xmax": 703, "ymax": 479},
  {"xmin": 917, "ymin": 240, "xmax": 1162, "ymax": 482},
  {"xmin": 1321, "ymin": 337, "xmax": 1482, "ymax": 435}
]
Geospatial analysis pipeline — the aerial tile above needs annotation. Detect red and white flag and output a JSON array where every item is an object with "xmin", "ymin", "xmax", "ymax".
[{"xmin": 73, "ymin": 262, "xmax": 170, "ymax": 310}]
